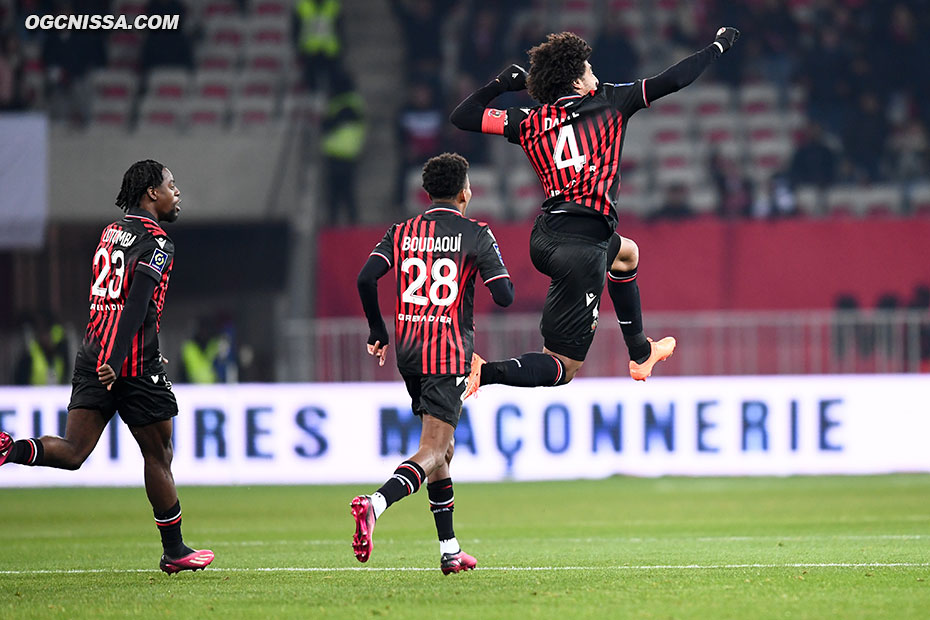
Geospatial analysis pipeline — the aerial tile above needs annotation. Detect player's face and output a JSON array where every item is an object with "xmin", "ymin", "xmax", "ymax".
[
  {"xmin": 574, "ymin": 60, "xmax": 598, "ymax": 94},
  {"xmin": 154, "ymin": 168, "xmax": 181, "ymax": 222}
]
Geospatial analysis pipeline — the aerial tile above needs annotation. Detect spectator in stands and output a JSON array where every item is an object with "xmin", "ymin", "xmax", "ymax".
[
  {"xmin": 650, "ymin": 183, "xmax": 694, "ymax": 221},
  {"xmin": 886, "ymin": 115, "xmax": 930, "ymax": 193},
  {"xmin": 321, "ymin": 71, "xmax": 366, "ymax": 225},
  {"xmin": 179, "ymin": 316, "xmax": 234, "ymax": 384},
  {"xmin": 751, "ymin": 171, "xmax": 797, "ymax": 219},
  {"xmin": 709, "ymin": 150, "xmax": 753, "ymax": 219},
  {"xmin": 841, "ymin": 91, "xmax": 888, "ymax": 183},
  {"xmin": 395, "ymin": 81, "xmax": 443, "ymax": 207},
  {"xmin": 139, "ymin": 0, "xmax": 194, "ymax": 80},
  {"xmin": 788, "ymin": 123, "xmax": 837, "ymax": 189},
  {"xmin": 388, "ymin": 0, "xmax": 450, "ymax": 84},
  {"xmin": 292, "ymin": 0, "xmax": 346, "ymax": 93},
  {"xmin": 13, "ymin": 313, "xmax": 70, "ymax": 386}
]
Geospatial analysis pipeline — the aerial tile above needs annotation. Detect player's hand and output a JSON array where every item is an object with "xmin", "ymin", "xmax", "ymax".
[
  {"xmin": 713, "ymin": 27, "xmax": 740, "ymax": 53},
  {"xmin": 367, "ymin": 340, "xmax": 388, "ymax": 367},
  {"xmin": 97, "ymin": 363, "xmax": 116, "ymax": 390},
  {"xmin": 496, "ymin": 64, "xmax": 528, "ymax": 91}
]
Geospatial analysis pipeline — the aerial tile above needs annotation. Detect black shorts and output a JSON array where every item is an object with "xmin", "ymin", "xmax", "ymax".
[
  {"xmin": 68, "ymin": 368, "xmax": 178, "ymax": 427},
  {"xmin": 403, "ymin": 374, "xmax": 468, "ymax": 429},
  {"xmin": 529, "ymin": 214, "xmax": 609, "ymax": 361}
]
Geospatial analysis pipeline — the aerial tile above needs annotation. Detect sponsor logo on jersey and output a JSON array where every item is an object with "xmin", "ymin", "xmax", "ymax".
[
  {"xmin": 148, "ymin": 248, "xmax": 169, "ymax": 274},
  {"xmin": 155, "ymin": 237, "xmax": 166, "ymax": 249}
]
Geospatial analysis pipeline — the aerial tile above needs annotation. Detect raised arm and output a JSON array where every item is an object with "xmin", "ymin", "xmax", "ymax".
[
  {"xmin": 450, "ymin": 64, "xmax": 528, "ymax": 132},
  {"xmin": 643, "ymin": 27, "xmax": 739, "ymax": 104}
]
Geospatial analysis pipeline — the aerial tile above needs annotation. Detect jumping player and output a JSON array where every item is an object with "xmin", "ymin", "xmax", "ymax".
[
  {"xmin": 350, "ymin": 153, "xmax": 513, "ymax": 574},
  {"xmin": 0, "ymin": 160, "xmax": 213, "ymax": 575},
  {"xmin": 451, "ymin": 27, "xmax": 740, "ymax": 395}
]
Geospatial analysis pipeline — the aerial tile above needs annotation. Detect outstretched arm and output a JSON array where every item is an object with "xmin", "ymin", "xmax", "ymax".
[
  {"xmin": 450, "ymin": 64, "xmax": 528, "ymax": 132},
  {"xmin": 643, "ymin": 27, "xmax": 740, "ymax": 104}
]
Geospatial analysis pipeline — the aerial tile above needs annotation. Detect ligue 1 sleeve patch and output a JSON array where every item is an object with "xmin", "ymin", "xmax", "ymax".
[{"xmin": 142, "ymin": 248, "xmax": 170, "ymax": 274}]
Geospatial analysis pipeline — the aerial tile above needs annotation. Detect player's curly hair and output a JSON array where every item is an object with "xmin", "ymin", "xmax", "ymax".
[
  {"xmin": 526, "ymin": 32, "xmax": 592, "ymax": 104},
  {"xmin": 422, "ymin": 152, "xmax": 469, "ymax": 200},
  {"xmin": 115, "ymin": 159, "xmax": 165, "ymax": 212}
]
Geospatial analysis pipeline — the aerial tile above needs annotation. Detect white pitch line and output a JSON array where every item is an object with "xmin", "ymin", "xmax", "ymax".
[{"xmin": 1, "ymin": 562, "xmax": 928, "ymax": 575}]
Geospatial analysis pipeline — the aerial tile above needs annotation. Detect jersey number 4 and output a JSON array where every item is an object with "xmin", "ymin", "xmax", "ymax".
[
  {"xmin": 553, "ymin": 125, "xmax": 586, "ymax": 173},
  {"xmin": 91, "ymin": 247, "xmax": 126, "ymax": 299},
  {"xmin": 401, "ymin": 257, "xmax": 458, "ymax": 307}
]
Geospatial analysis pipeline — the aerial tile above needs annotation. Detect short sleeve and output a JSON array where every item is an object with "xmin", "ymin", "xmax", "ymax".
[
  {"xmin": 370, "ymin": 225, "xmax": 396, "ymax": 267},
  {"xmin": 503, "ymin": 106, "xmax": 530, "ymax": 144},
  {"xmin": 604, "ymin": 81, "xmax": 648, "ymax": 117},
  {"xmin": 135, "ymin": 236, "xmax": 173, "ymax": 281},
  {"xmin": 475, "ymin": 225, "xmax": 510, "ymax": 283}
]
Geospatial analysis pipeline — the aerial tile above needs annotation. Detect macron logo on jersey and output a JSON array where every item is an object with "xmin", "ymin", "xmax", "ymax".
[{"xmin": 155, "ymin": 237, "xmax": 166, "ymax": 249}]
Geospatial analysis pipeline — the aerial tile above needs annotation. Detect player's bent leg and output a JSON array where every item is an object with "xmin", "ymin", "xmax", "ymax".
[
  {"xmin": 543, "ymin": 348, "xmax": 584, "ymax": 383},
  {"xmin": 16, "ymin": 409, "xmax": 110, "ymax": 470}
]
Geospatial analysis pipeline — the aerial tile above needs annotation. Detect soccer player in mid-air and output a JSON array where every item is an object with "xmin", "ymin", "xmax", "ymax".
[
  {"xmin": 350, "ymin": 152, "xmax": 513, "ymax": 574},
  {"xmin": 0, "ymin": 160, "xmax": 214, "ymax": 575},
  {"xmin": 451, "ymin": 27, "xmax": 740, "ymax": 395}
]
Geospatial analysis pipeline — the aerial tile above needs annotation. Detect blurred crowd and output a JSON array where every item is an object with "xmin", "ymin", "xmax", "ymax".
[{"xmin": 1, "ymin": 0, "xmax": 929, "ymax": 222}]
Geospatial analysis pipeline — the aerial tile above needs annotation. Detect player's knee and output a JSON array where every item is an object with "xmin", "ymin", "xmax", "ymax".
[
  {"xmin": 611, "ymin": 237, "xmax": 639, "ymax": 273},
  {"xmin": 560, "ymin": 361, "xmax": 584, "ymax": 383},
  {"xmin": 444, "ymin": 442, "xmax": 455, "ymax": 464}
]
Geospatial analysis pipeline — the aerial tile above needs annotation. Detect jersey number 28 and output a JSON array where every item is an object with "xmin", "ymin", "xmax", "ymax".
[{"xmin": 401, "ymin": 257, "xmax": 458, "ymax": 307}]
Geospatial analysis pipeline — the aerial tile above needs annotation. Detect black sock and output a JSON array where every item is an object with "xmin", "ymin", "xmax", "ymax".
[
  {"xmin": 6, "ymin": 439, "xmax": 45, "ymax": 466},
  {"xmin": 480, "ymin": 353, "xmax": 564, "ymax": 387},
  {"xmin": 427, "ymin": 478, "xmax": 455, "ymax": 541},
  {"xmin": 376, "ymin": 460, "xmax": 426, "ymax": 508},
  {"xmin": 154, "ymin": 501, "xmax": 192, "ymax": 558},
  {"xmin": 607, "ymin": 269, "xmax": 651, "ymax": 363}
]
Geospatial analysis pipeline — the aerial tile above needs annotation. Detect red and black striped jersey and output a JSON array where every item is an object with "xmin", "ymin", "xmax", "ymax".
[
  {"xmin": 75, "ymin": 209, "xmax": 174, "ymax": 376},
  {"xmin": 370, "ymin": 206, "xmax": 510, "ymax": 376},
  {"xmin": 485, "ymin": 81, "xmax": 648, "ymax": 230}
]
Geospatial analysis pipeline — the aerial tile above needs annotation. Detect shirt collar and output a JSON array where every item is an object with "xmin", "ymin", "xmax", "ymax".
[
  {"xmin": 425, "ymin": 205, "xmax": 463, "ymax": 217},
  {"xmin": 125, "ymin": 207, "xmax": 157, "ymax": 222}
]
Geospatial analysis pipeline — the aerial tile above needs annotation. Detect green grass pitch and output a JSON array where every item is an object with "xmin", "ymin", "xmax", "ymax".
[{"xmin": 2, "ymin": 476, "xmax": 929, "ymax": 619}]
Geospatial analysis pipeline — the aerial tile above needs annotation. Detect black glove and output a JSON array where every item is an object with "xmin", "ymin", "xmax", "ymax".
[
  {"xmin": 713, "ymin": 27, "xmax": 740, "ymax": 53},
  {"xmin": 368, "ymin": 323, "xmax": 389, "ymax": 348},
  {"xmin": 496, "ymin": 64, "xmax": 528, "ymax": 91}
]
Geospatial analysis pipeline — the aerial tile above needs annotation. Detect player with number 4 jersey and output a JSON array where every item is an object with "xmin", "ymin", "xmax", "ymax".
[
  {"xmin": 451, "ymin": 28, "xmax": 740, "ymax": 392},
  {"xmin": 351, "ymin": 153, "xmax": 513, "ymax": 573}
]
